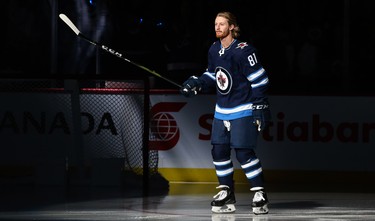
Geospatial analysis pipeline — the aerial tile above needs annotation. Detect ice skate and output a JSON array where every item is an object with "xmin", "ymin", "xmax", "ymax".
[
  {"xmin": 251, "ymin": 190, "xmax": 269, "ymax": 215},
  {"xmin": 211, "ymin": 185, "xmax": 236, "ymax": 213}
]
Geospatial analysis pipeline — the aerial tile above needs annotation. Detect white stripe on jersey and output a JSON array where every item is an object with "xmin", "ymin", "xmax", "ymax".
[
  {"xmin": 215, "ymin": 103, "xmax": 253, "ymax": 114},
  {"xmin": 203, "ymin": 71, "xmax": 215, "ymax": 80},
  {"xmin": 251, "ymin": 77, "xmax": 269, "ymax": 88},
  {"xmin": 247, "ymin": 68, "xmax": 265, "ymax": 82}
]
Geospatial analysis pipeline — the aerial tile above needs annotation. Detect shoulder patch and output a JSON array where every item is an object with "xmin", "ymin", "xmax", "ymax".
[{"xmin": 236, "ymin": 42, "xmax": 248, "ymax": 49}]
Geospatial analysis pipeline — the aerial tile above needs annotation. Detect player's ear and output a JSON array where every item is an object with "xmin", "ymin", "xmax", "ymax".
[{"xmin": 229, "ymin": 24, "xmax": 235, "ymax": 31}]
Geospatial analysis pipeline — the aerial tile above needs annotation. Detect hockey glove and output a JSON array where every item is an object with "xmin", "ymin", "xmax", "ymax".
[
  {"xmin": 180, "ymin": 76, "xmax": 203, "ymax": 97},
  {"xmin": 252, "ymin": 101, "xmax": 271, "ymax": 132}
]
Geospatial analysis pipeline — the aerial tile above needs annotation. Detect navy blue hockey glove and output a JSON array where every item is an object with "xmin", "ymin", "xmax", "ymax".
[
  {"xmin": 180, "ymin": 76, "xmax": 203, "ymax": 97},
  {"xmin": 252, "ymin": 101, "xmax": 271, "ymax": 132}
]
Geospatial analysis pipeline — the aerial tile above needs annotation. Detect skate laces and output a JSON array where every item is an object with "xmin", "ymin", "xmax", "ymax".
[
  {"xmin": 253, "ymin": 191, "xmax": 265, "ymax": 202},
  {"xmin": 213, "ymin": 185, "xmax": 229, "ymax": 201}
]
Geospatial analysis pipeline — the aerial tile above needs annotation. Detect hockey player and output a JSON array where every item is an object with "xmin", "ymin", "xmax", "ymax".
[{"xmin": 180, "ymin": 12, "xmax": 271, "ymax": 215}]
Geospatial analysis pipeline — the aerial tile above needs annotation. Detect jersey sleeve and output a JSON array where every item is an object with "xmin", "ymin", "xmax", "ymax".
[
  {"xmin": 240, "ymin": 44, "xmax": 269, "ymax": 103},
  {"xmin": 197, "ymin": 45, "xmax": 217, "ymax": 93}
]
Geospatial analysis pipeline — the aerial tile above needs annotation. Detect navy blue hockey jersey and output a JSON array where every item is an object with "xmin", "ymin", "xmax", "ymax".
[{"xmin": 199, "ymin": 39, "xmax": 269, "ymax": 120}]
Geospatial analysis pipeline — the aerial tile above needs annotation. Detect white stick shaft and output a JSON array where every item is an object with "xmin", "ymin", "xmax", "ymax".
[{"xmin": 59, "ymin": 14, "xmax": 80, "ymax": 35}]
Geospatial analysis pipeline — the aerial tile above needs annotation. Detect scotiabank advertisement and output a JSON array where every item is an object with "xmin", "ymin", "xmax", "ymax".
[{"xmin": 150, "ymin": 94, "xmax": 375, "ymax": 181}]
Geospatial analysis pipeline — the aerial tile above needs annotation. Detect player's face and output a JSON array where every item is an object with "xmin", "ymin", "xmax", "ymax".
[{"xmin": 215, "ymin": 16, "xmax": 232, "ymax": 39}]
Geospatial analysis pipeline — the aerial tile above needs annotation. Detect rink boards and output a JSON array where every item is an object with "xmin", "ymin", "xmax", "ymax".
[{"xmin": 0, "ymin": 90, "xmax": 374, "ymax": 184}]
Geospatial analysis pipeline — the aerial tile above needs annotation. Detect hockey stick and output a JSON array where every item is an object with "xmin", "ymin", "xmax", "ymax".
[{"xmin": 59, "ymin": 13, "xmax": 182, "ymax": 88}]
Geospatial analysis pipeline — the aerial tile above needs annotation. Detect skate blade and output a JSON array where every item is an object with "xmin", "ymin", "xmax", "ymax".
[
  {"xmin": 212, "ymin": 204, "xmax": 236, "ymax": 213},
  {"xmin": 253, "ymin": 204, "xmax": 269, "ymax": 215}
]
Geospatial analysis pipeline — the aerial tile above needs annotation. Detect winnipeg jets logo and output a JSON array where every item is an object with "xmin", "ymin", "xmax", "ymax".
[
  {"xmin": 215, "ymin": 67, "xmax": 232, "ymax": 95},
  {"xmin": 217, "ymin": 71, "xmax": 227, "ymax": 88},
  {"xmin": 236, "ymin": 42, "xmax": 248, "ymax": 49}
]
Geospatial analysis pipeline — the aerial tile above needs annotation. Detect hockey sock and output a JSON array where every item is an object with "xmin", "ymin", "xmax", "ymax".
[
  {"xmin": 213, "ymin": 159, "xmax": 234, "ymax": 189},
  {"xmin": 235, "ymin": 149, "xmax": 264, "ymax": 188},
  {"xmin": 212, "ymin": 145, "xmax": 234, "ymax": 189}
]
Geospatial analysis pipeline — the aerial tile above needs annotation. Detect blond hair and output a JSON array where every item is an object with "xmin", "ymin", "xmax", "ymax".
[{"xmin": 217, "ymin": 11, "xmax": 241, "ymax": 38}]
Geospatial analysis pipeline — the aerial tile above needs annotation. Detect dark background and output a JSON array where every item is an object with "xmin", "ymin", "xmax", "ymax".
[{"xmin": 1, "ymin": 0, "xmax": 374, "ymax": 94}]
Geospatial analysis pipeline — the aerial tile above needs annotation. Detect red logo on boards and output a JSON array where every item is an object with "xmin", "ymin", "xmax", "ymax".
[{"xmin": 149, "ymin": 102, "xmax": 186, "ymax": 150}]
